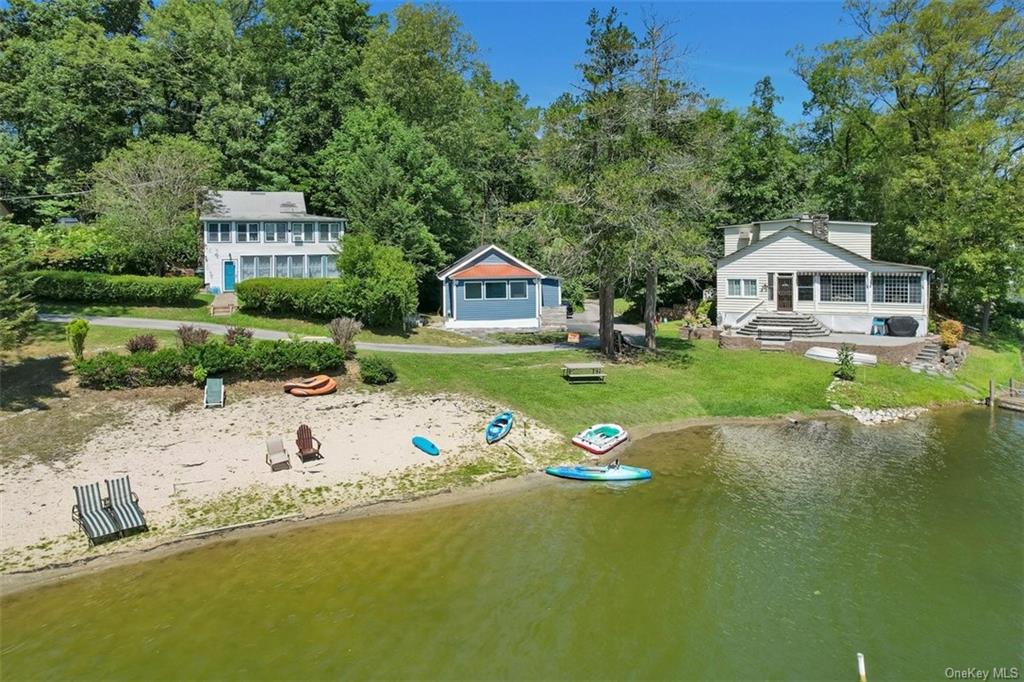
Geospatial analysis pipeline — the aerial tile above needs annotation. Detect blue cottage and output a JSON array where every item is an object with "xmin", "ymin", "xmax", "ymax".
[{"xmin": 437, "ymin": 244, "xmax": 562, "ymax": 329}]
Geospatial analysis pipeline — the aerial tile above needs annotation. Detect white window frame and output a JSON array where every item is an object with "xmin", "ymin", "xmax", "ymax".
[
  {"xmin": 206, "ymin": 222, "xmax": 232, "ymax": 243},
  {"xmin": 464, "ymin": 281, "xmax": 483, "ymax": 300},
  {"xmin": 318, "ymin": 222, "xmax": 342, "ymax": 243},
  {"xmin": 509, "ymin": 280, "xmax": 528, "ymax": 299},
  {"xmin": 484, "ymin": 281, "xmax": 508, "ymax": 300},
  {"xmin": 742, "ymin": 279, "xmax": 758, "ymax": 297},
  {"xmin": 873, "ymin": 274, "xmax": 921, "ymax": 304},
  {"xmin": 264, "ymin": 222, "xmax": 288, "ymax": 243},
  {"xmin": 293, "ymin": 222, "xmax": 316, "ymax": 243},
  {"xmin": 236, "ymin": 222, "xmax": 260, "ymax": 243},
  {"xmin": 727, "ymin": 278, "xmax": 758, "ymax": 298}
]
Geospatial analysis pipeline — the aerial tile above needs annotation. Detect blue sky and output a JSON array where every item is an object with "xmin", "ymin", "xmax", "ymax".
[{"xmin": 373, "ymin": 1, "xmax": 860, "ymax": 122}]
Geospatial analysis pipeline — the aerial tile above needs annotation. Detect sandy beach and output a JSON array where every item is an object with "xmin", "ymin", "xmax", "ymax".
[{"xmin": 0, "ymin": 385, "xmax": 566, "ymax": 574}]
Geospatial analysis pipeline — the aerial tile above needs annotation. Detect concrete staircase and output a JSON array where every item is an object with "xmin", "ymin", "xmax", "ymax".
[
  {"xmin": 208, "ymin": 292, "xmax": 238, "ymax": 317},
  {"xmin": 736, "ymin": 312, "xmax": 831, "ymax": 338}
]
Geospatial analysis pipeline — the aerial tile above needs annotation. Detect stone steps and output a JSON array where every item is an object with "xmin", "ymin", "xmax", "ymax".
[{"xmin": 737, "ymin": 313, "xmax": 831, "ymax": 338}]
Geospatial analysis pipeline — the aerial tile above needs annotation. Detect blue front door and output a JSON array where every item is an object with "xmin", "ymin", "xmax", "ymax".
[{"xmin": 224, "ymin": 261, "xmax": 236, "ymax": 292}]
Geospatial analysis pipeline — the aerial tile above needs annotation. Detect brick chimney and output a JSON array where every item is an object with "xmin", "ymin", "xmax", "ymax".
[{"xmin": 811, "ymin": 213, "xmax": 829, "ymax": 240}]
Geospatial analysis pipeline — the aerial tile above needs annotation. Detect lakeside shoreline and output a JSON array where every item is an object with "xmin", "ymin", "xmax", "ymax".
[{"xmin": 1, "ymin": 405, "xmax": 975, "ymax": 598}]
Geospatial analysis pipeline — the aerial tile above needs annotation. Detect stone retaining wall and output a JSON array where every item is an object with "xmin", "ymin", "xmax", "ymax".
[{"xmin": 718, "ymin": 333, "xmax": 931, "ymax": 365}]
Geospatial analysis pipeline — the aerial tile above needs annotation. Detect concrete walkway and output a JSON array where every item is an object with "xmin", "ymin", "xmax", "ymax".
[{"xmin": 36, "ymin": 314, "xmax": 584, "ymax": 355}]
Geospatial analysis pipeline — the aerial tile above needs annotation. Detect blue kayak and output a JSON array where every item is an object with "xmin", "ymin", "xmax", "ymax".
[
  {"xmin": 412, "ymin": 435, "xmax": 440, "ymax": 456},
  {"xmin": 545, "ymin": 465, "xmax": 652, "ymax": 481},
  {"xmin": 485, "ymin": 411, "xmax": 514, "ymax": 444}
]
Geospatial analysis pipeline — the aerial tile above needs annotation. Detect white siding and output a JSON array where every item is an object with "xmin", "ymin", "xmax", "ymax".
[
  {"xmin": 716, "ymin": 230, "xmax": 928, "ymax": 333},
  {"xmin": 203, "ymin": 220, "xmax": 344, "ymax": 291},
  {"xmin": 722, "ymin": 220, "xmax": 873, "ymax": 259},
  {"xmin": 723, "ymin": 226, "xmax": 741, "ymax": 256},
  {"xmin": 825, "ymin": 223, "xmax": 872, "ymax": 259}
]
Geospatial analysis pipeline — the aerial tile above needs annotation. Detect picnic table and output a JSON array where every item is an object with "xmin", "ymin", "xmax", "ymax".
[{"xmin": 562, "ymin": 362, "xmax": 606, "ymax": 384}]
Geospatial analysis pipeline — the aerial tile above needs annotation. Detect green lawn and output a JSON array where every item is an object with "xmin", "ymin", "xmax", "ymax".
[
  {"xmin": 38, "ymin": 297, "xmax": 485, "ymax": 347},
  {"xmin": 4, "ymin": 321, "xmax": 181, "ymax": 361},
  {"xmin": 375, "ymin": 323, "xmax": 1023, "ymax": 433}
]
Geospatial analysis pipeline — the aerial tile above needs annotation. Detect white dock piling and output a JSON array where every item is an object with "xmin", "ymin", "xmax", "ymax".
[{"xmin": 857, "ymin": 653, "xmax": 867, "ymax": 682}]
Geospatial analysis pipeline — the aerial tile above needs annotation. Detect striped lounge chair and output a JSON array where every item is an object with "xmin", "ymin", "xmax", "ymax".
[
  {"xmin": 72, "ymin": 482, "xmax": 120, "ymax": 545},
  {"xmin": 204, "ymin": 377, "xmax": 225, "ymax": 408},
  {"xmin": 105, "ymin": 475, "xmax": 148, "ymax": 535}
]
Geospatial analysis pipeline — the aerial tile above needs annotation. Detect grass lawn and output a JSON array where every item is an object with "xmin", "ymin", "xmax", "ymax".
[
  {"xmin": 38, "ymin": 296, "xmax": 485, "ymax": 347},
  {"xmin": 376, "ymin": 322, "xmax": 1022, "ymax": 433},
  {"xmin": 3, "ymin": 321, "xmax": 181, "ymax": 361}
]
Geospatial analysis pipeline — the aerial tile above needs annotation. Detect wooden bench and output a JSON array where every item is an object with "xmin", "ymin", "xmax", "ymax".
[
  {"xmin": 562, "ymin": 362, "xmax": 606, "ymax": 384},
  {"xmin": 757, "ymin": 325, "xmax": 792, "ymax": 341}
]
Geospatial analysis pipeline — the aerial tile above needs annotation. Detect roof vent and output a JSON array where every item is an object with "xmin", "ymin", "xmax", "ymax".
[
  {"xmin": 280, "ymin": 201, "xmax": 299, "ymax": 212},
  {"xmin": 811, "ymin": 213, "xmax": 829, "ymax": 240}
]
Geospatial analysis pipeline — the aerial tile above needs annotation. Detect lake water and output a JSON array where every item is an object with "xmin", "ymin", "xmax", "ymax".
[{"xmin": 2, "ymin": 408, "xmax": 1021, "ymax": 680}]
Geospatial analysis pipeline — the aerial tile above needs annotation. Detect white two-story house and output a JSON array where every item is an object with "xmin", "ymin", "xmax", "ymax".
[
  {"xmin": 716, "ymin": 214, "xmax": 931, "ymax": 336},
  {"xmin": 200, "ymin": 191, "xmax": 347, "ymax": 293}
]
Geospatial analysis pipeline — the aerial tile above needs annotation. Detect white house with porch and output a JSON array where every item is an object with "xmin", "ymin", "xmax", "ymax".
[
  {"xmin": 716, "ymin": 215, "xmax": 931, "ymax": 336},
  {"xmin": 200, "ymin": 191, "xmax": 346, "ymax": 293}
]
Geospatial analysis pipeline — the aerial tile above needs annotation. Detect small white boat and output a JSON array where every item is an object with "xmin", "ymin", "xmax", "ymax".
[
  {"xmin": 804, "ymin": 346, "xmax": 878, "ymax": 366},
  {"xmin": 571, "ymin": 423, "xmax": 628, "ymax": 455}
]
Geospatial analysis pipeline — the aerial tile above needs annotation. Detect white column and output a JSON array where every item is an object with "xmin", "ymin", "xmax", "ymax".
[
  {"xmin": 442, "ymin": 279, "xmax": 449, "ymax": 319},
  {"xmin": 866, "ymin": 271, "xmax": 873, "ymax": 314}
]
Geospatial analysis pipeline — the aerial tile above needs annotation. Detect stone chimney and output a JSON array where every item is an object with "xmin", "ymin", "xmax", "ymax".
[{"xmin": 811, "ymin": 213, "xmax": 829, "ymax": 240}]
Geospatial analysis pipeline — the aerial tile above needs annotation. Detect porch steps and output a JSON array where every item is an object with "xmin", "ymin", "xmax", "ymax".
[{"xmin": 737, "ymin": 312, "xmax": 831, "ymax": 338}]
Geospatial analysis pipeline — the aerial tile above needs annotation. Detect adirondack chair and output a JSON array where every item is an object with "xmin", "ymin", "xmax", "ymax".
[
  {"xmin": 295, "ymin": 424, "xmax": 323, "ymax": 462},
  {"xmin": 266, "ymin": 436, "xmax": 290, "ymax": 471},
  {"xmin": 204, "ymin": 377, "xmax": 225, "ymax": 408},
  {"xmin": 72, "ymin": 482, "xmax": 120, "ymax": 545},
  {"xmin": 104, "ymin": 475, "xmax": 148, "ymax": 535}
]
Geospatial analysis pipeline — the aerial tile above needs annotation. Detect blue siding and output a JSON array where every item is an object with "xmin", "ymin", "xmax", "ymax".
[
  {"xmin": 541, "ymin": 278, "xmax": 561, "ymax": 307},
  {"xmin": 455, "ymin": 279, "xmax": 537, "ymax": 321}
]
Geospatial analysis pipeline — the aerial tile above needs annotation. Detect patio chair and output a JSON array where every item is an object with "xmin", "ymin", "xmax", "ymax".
[
  {"xmin": 72, "ymin": 482, "xmax": 120, "ymax": 545},
  {"xmin": 204, "ymin": 377, "xmax": 225, "ymax": 408},
  {"xmin": 266, "ymin": 436, "xmax": 290, "ymax": 471},
  {"xmin": 295, "ymin": 424, "xmax": 323, "ymax": 462},
  {"xmin": 104, "ymin": 475, "xmax": 148, "ymax": 535}
]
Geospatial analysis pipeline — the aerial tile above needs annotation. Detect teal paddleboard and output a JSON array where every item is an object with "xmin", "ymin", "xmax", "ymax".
[
  {"xmin": 412, "ymin": 436, "xmax": 440, "ymax": 456},
  {"xmin": 545, "ymin": 465, "xmax": 651, "ymax": 481}
]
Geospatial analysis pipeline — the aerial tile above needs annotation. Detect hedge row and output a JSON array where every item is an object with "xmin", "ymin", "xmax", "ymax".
[
  {"xmin": 30, "ymin": 270, "xmax": 202, "ymax": 306},
  {"xmin": 236, "ymin": 278, "xmax": 348, "ymax": 319},
  {"xmin": 75, "ymin": 340, "xmax": 346, "ymax": 390}
]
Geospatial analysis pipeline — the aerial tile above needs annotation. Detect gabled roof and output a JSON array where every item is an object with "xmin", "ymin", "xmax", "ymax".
[
  {"xmin": 200, "ymin": 190, "xmax": 345, "ymax": 221},
  {"xmin": 437, "ymin": 244, "xmax": 542, "ymax": 280},
  {"xmin": 718, "ymin": 226, "xmax": 931, "ymax": 271},
  {"xmin": 451, "ymin": 263, "xmax": 537, "ymax": 280}
]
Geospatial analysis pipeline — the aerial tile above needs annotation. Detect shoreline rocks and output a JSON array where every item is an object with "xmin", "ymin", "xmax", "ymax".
[{"xmin": 830, "ymin": 403, "xmax": 928, "ymax": 425}]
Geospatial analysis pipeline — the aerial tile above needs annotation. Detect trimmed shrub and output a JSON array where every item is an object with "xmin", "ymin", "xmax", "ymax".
[
  {"xmin": 328, "ymin": 317, "xmax": 362, "ymax": 357},
  {"xmin": 125, "ymin": 334, "xmax": 158, "ymax": 354},
  {"xmin": 235, "ymin": 238, "xmax": 417, "ymax": 327},
  {"xmin": 359, "ymin": 355, "xmax": 397, "ymax": 385},
  {"xmin": 225, "ymin": 326, "xmax": 254, "ymax": 347},
  {"xmin": 29, "ymin": 270, "xmax": 201, "ymax": 305},
  {"xmin": 938, "ymin": 319, "xmax": 964, "ymax": 349},
  {"xmin": 177, "ymin": 324, "xmax": 210, "ymax": 347},
  {"xmin": 65, "ymin": 319, "xmax": 90, "ymax": 360},
  {"xmin": 74, "ymin": 352, "xmax": 137, "ymax": 389},
  {"xmin": 236, "ymin": 278, "xmax": 348, "ymax": 319},
  {"xmin": 75, "ymin": 340, "xmax": 346, "ymax": 390}
]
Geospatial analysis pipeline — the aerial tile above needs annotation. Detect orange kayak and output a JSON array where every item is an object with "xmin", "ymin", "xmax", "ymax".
[
  {"xmin": 283, "ymin": 375, "xmax": 331, "ymax": 392},
  {"xmin": 288, "ymin": 378, "xmax": 337, "ymax": 397}
]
